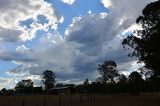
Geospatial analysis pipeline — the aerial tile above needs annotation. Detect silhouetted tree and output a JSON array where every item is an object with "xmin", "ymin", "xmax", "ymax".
[
  {"xmin": 128, "ymin": 71, "xmax": 144, "ymax": 93},
  {"xmin": 139, "ymin": 67, "xmax": 153, "ymax": 80},
  {"xmin": 42, "ymin": 70, "xmax": 56, "ymax": 90},
  {"xmin": 122, "ymin": 0, "xmax": 160, "ymax": 79},
  {"xmin": 84, "ymin": 79, "xmax": 89, "ymax": 85},
  {"xmin": 98, "ymin": 60, "xmax": 119, "ymax": 83},
  {"xmin": 129, "ymin": 71, "xmax": 144, "ymax": 83},
  {"xmin": 118, "ymin": 74, "xmax": 127, "ymax": 84},
  {"xmin": 116, "ymin": 74, "xmax": 128, "ymax": 93},
  {"xmin": 0, "ymin": 88, "xmax": 8, "ymax": 95},
  {"xmin": 95, "ymin": 77, "xmax": 104, "ymax": 84},
  {"xmin": 15, "ymin": 79, "xmax": 33, "ymax": 93}
]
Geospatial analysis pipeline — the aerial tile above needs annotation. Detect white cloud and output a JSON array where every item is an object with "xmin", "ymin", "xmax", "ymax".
[
  {"xmin": 88, "ymin": 10, "xmax": 92, "ymax": 14},
  {"xmin": 16, "ymin": 45, "xmax": 29, "ymax": 52},
  {"xmin": 61, "ymin": 0, "xmax": 75, "ymax": 5},
  {"xmin": 1, "ymin": 71, "xmax": 43, "ymax": 89},
  {"xmin": 101, "ymin": 0, "xmax": 112, "ymax": 8},
  {"xmin": 0, "ymin": 77, "xmax": 16, "ymax": 89},
  {"xmin": 59, "ymin": 16, "xmax": 64, "ymax": 24},
  {"xmin": 65, "ymin": 15, "xmax": 82, "ymax": 35},
  {"xmin": 0, "ymin": 0, "xmax": 59, "ymax": 42},
  {"xmin": 122, "ymin": 24, "xmax": 142, "ymax": 37}
]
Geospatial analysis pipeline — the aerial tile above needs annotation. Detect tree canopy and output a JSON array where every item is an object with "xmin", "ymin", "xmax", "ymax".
[
  {"xmin": 97, "ymin": 60, "xmax": 119, "ymax": 83},
  {"xmin": 122, "ymin": 0, "xmax": 160, "ymax": 78},
  {"xmin": 15, "ymin": 79, "xmax": 33, "ymax": 93},
  {"xmin": 42, "ymin": 70, "xmax": 56, "ymax": 90},
  {"xmin": 84, "ymin": 79, "xmax": 89, "ymax": 85},
  {"xmin": 128, "ymin": 71, "xmax": 144, "ymax": 84}
]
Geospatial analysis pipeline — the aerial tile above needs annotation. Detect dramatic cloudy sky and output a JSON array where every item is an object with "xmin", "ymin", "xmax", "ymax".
[{"xmin": 0, "ymin": 0, "xmax": 157, "ymax": 89}]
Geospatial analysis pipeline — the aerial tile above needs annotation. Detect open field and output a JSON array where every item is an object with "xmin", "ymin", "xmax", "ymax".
[{"xmin": 0, "ymin": 93, "xmax": 160, "ymax": 106}]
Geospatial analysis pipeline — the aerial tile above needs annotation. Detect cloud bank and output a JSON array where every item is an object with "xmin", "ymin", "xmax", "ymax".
[{"xmin": 0, "ymin": 0, "xmax": 157, "ymax": 88}]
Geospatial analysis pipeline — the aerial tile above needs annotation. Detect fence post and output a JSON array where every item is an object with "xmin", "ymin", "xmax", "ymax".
[
  {"xmin": 89, "ymin": 95, "xmax": 91, "ymax": 102},
  {"xmin": 91, "ymin": 95, "xmax": 93, "ymax": 102},
  {"xmin": 70, "ymin": 95, "xmax": 72, "ymax": 106},
  {"xmin": 93, "ymin": 95, "xmax": 96, "ymax": 102},
  {"xmin": 80, "ymin": 95, "xmax": 82, "ymax": 103},
  {"xmin": 89, "ymin": 95, "xmax": 90, "ymax": 102},
  {"xmin": 43, "ymin": 96, "xmax": 46, "ymax": 106},
  {"xmin": 87, "ymin": 95, "xmax": 89, "ymax": 102},
  {"xmin": 59, "ymin": 95, "xmax": 62, "ymax": 106},
  {"xmin": 22, "ymin": 97, "xmax": 25, "ymax": 106}
]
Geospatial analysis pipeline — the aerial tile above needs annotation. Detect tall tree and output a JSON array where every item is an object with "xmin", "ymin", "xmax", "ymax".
[
  {"xmin": 97, "ymin": 60, "xmax": 119, "ymax": 83},
  {"xmin": 128, "ymin": 71, "xmax": 144, "ymax": 93},
  {"xmin": 84, "ymin": 79, "xmax": 89, "ymax": 85},
  {"xmin": 118, "ymin": 74, "xmax": 127, "ymax": 84},
  {"xmin": 128, "ymin": 71, "xmax": 144, "ymax": 84},
  {"xmin": 122, "ymin": 0, "xmax": 160, "ymax": 78},
  {"xmin": 15, "ymin": 79, "xmax": 33, "ymax": 93},
  {"xmin": 42, "ymin": 70, "xmax": 56, "ymax": 90}
]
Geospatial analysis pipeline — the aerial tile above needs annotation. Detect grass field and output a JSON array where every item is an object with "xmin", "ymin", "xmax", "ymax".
[{"xmin": 0, "ymin": 93, "xmax": 160, "ymax": 106}]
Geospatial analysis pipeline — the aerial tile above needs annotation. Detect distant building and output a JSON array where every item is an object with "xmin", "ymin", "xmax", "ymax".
[
  {"xmin": 48, "ymin": 87, "xmax": 72, "ymax": 95},
  {"xmin": 33, "ymin": 87, "xmax": 43, "ymax": 93}
]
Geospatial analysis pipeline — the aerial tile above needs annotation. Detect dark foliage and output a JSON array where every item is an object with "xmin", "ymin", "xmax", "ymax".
[
  {"xmin": 128, "ymin": 71, "xmax": 144, "ymax": 83},
  {"xmin": 122, "ymin": 0, "xmax": 160, "ymax": 78},
  {"xmin": 128, "ymin": 71, "xmax": 144, "ymax": 93},
  {"xmin": 42, "ymin": 70, "xmax": 56, "ymax": 90},
  {"xmin": 15, "ymin": 79, "xmax": 33, "ymax": 93},
  {"xmin": 118, "ymin": 74, "xmax": 127, "ymax": 84},
  {"xmin": 97, "ymin": 60, "xmax": 119, "ymax": 83},
  {"xmin": 84, "ymin": 79, "xmax": 89, "ymax": 85},
  {"xmin": 0, "ymin": 88, "xmax": 8, "ymax": 95},
  {"xmin": 75, "ymin": 71, "xmax": 160, "ymax": 95}
]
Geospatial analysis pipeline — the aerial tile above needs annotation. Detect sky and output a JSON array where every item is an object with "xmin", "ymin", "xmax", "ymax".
[{"xmin": 0, "ymin": 0, "xmax": 157, "ymax": 89}]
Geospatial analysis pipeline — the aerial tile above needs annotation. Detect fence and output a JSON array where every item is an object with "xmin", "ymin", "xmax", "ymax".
[{"xmin": 0, "ymin": 94, "xmax": 106, "ymax": 106}]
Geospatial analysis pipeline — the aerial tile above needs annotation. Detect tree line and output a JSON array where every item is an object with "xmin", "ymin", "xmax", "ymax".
[
  {"xmin": 76, "ymin": 60, "xmax": 160, "ymax": 95},
  {"xmin": 1, "ymin": 59, "xmax": 160, "ymax": 95}
]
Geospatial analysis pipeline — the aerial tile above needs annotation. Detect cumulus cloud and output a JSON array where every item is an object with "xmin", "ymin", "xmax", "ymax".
[
  {"xmin": 64, "ymin": 0, "xmax": 157, "ymax": 79},
  {"xmin": 0, "ymin": 26, "xmax": 22, "ymax": 42},
  {"xmin": 0, "ymin": 77, "xmax": 15, "ymax": 89},
  {"xmin": 101, "ymin": 0, "xmax": 112, "ymax": 8},
  {"xmin": 61, "ymin": 0, "xmax": 75, "ymax": 5},
  {"xmin": 0, "ymin": 0, "xmax": 59, "ymax": 42},
  {"xmin": 0, "ymin": 72, "xmax": 42, "ymax": 89}
]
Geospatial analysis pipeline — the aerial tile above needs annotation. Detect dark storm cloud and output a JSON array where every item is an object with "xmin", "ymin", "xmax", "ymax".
[{"xmin": 0, "ymin": 27, "xmax": 22, "ymax": 42}]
